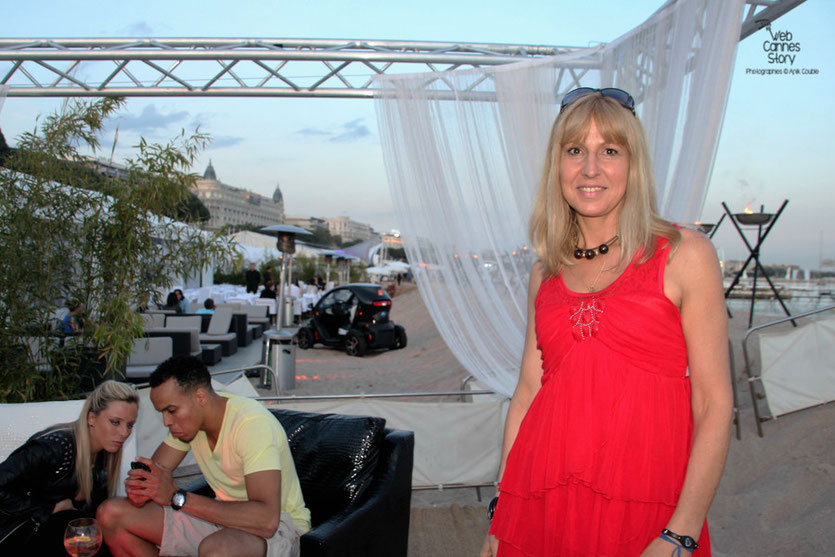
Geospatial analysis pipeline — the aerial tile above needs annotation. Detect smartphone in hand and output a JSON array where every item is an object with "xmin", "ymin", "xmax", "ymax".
[{"xmin": 130, "ymin": 461, "xmax": 151, "ymax": 479}]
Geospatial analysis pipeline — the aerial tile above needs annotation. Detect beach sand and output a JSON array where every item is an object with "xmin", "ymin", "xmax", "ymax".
[{"xmin": 283, "ymin": 283, "xmax": 833, "ymax": 556}]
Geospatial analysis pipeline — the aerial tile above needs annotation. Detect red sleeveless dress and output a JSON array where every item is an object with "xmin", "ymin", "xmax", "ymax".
[{"xmin": 490, "ymin": 239, "xmax": 710, "ymax": 556}]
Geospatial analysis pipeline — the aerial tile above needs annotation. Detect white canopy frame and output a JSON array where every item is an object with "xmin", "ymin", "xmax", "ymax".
[
  {"xmin": 0, "ymin": 1, "xmax": 804, "ymax": 98},
  {"xmin": 0, "ymin": 0, "xmax": 805, "ymax": 397}
]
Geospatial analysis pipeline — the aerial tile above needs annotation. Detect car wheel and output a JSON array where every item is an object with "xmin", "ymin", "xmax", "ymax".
[
  {"xmin": 345, "ymin": 332, "xmax": 367, "ymax": 357},
  {"xmin": 296, "ymin": 328, "xmax": 313, "ymax": 349},
  {"xmin": 393, "ymin": 327, "xmax": 408, "ymax": 350}
]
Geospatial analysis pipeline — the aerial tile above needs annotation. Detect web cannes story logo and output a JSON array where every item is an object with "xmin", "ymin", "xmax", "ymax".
[{"xmin": 759, "ymin": 21, "xmax": 800, "ymax": 65}]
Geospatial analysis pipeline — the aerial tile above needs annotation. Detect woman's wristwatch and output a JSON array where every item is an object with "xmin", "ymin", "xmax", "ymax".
[{"xmin": 661, "ymin": 528, "xmax": 699, "ymax": 550}]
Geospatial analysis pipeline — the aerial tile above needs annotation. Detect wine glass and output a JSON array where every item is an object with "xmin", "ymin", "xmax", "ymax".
[{"xmin": 63, "ymin": 517, "xmax": 103, "ymax": 557}]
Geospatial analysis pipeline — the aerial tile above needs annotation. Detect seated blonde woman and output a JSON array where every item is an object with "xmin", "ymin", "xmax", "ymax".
[{"xmin": 0, "ymin": 381, "xmax": 139, "ymax": 554}]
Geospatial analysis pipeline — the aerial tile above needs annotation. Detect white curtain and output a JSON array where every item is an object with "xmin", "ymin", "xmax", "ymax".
[{"xmin": 374, "ymin": 0, "xmax": 744, "ymax": 396}]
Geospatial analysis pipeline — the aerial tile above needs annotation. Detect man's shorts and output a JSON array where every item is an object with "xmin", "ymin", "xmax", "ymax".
[{"xmin": 159, "ymin": 505, "xmax": 303, "ymax": 557}]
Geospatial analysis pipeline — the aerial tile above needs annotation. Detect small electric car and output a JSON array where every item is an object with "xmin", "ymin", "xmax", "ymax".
[{"xmin": 295, "ymin": 283, "xmax": 407, "ymax": 357}]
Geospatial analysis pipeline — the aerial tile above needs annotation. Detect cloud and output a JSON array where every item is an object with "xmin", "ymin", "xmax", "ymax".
[
  {"xmin": 211, "ymin": 136, "xmax": 245, "ymax": 149},
  {"xmin": 114, "ymin": 105, "xmax": 190, "ymax": 133},
  {"xmin": 122, "ymin": 21, "xmax": 155, "ymax": 36},
  {"xmin": 296, "ymin": 127, "xmax": 331, "ymax": 136},
  {"xmin": 330, "ymin": 119, "xmax": 370, "ymax": 143},
  {"xmin": 294, "ymin": 119, "xmax": 372, "ymax": 142}
]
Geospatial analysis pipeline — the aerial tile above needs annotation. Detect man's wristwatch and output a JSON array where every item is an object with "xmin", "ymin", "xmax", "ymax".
[
  {"xmin": 171, "ymin": 489, "xmax": 187, "ymax": 511},
  {"xmin": 661, "ymin": 528, "xmax": 699, "ymax": 550}
]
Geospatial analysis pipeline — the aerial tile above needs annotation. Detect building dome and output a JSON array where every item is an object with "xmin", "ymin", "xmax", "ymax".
[
  {"xmin": 203, "ymin": 160, "xmax": 217, "ymax": 181},
  {"xmin": 273, "ymin": 183, "xmax": 283, "ymax": 204}
]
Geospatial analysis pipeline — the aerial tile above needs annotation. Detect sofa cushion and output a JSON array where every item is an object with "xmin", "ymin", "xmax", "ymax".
[{"xmin": 269, "ymin": 409, "xmax": 385, "ymax": 527}]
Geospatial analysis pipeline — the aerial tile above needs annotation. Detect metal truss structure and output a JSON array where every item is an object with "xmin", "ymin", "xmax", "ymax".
[{"xmin": 0, "ymin": 0, "xmax": 805, "ymax": 99}]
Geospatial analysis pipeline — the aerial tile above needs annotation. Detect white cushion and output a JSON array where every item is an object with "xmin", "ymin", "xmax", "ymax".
[
  {"xmin": 240, "ymin": 305, "xmax": 268, "ymax": 319},
  {"xmin": 207, "ymin": 308, "xmax": 233, "ymax": 336},
  {"xmin": 127, "ymin": 337, "xmax": 173, "ymax": 366}
]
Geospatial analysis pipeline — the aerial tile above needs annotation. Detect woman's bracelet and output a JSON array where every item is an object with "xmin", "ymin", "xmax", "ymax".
[
  {"xmin": 487, "ymin": 496, "xmax": 499, "ymax": 521},
  {"xmin": 659, "ymin": 528, "xmax": 698, "ymax": 556}
]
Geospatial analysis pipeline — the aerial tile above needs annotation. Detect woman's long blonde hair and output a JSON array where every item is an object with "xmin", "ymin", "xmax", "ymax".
[
  {"xmin": 70, "ymin": 380, "xmax": 139, "ymax": 503},
  {"xmin": 529, "ymin": 91, "xmax": 680, "ymax": 277}
]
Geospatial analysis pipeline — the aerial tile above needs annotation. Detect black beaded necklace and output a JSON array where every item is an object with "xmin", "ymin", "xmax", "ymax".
[{"xmin": 573, "ymin": 234, "xmax": 619, "ymax": 260}]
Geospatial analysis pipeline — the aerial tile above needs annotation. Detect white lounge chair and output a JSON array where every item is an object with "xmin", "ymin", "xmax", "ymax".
[
  {"xmin": 198, "ymin": 307, "xmax": 238, "ymax": 356},
  {"xmin": 164, "ymin": 316, "xmax": 203, "ymax": 358}
]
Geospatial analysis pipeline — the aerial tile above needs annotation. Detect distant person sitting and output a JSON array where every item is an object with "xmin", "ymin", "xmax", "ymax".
[
  {"xmin": 62, "ymin": 300, "xmax": 94, "ymax": 333},
  {"xmin": 97, "ymin": 355, "xmax": 311, "ymax": 557},
  {"xmin": 161, "ymin": 292, "xmax": 183, "ymax": 314},
  {"xmin": 62, "ymin": 300, "xmax": 84, "ymax": 333},
  {"xmin": 245, "ymin": 263, "xmax": 261, "ymax": 294},
  {"xmin": 196, "ymin": 298, "xmax": 215, "ymax": 314},
  {"xmin": 174, "ymin": 289, "xmax": 191, "ymax": 313},
  {"xmin": 260, "ymin": 281, "xmax": 277, "ymax": 299}
]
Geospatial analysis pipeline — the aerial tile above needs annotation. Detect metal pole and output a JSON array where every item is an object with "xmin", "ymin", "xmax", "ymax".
[
  {"xmin": 256, "ymin": 389, "xmax": 497, "ymax": 402},
  {"xmin": 277, "ymin": 254, "xmax": 287, "ymax": 328},
  {"xmin": 747, "ymin": 208, "xmax": 764, "ymax": 329},
  {"xmin": 708, "ymin": 213, "xmax": 726, "ymax": 240}
]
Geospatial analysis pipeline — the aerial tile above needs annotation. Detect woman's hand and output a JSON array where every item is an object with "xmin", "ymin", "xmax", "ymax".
[
  {"xmin": 52, "ymin": 498, "xmax": 74, "ymax": 514},
  {"xmin": 479, "ymin": 533, "xmax": 499, "ymax": 557},
  {"xmin": 639, "ymin": 536, "xmax": 679, "ymax": 556}
]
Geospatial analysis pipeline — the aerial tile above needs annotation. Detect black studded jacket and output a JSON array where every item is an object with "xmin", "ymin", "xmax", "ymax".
[{"xmin": 0, "ymin": 426, "xmax": 107, "ymax": 529}]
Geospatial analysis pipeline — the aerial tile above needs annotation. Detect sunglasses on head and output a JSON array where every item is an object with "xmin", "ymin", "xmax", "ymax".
[{"xmin": 560, "ymin": 87, "xmax": 636, "ymax": 115}]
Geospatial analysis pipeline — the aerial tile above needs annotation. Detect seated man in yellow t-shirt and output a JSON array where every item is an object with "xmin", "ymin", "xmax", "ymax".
[{"xmin": 97, "ymin": 355, "xmax": 311, "ymax": 557}]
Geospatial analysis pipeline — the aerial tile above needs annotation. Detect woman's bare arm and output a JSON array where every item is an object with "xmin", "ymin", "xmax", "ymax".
[{"xmin": 658, "ymin": 229, "xmax": 734, "ymax": 542}]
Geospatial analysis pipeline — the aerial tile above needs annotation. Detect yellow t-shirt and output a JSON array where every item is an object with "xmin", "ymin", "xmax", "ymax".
[{"xmin": 164, "ymin": 394, "xmax": 311, "ymax": 532}]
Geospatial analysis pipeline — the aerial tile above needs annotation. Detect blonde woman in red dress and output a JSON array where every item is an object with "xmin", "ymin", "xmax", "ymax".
[{"xmin": 481, "ymin": 88, "xmax": 733, "ymax": 557}]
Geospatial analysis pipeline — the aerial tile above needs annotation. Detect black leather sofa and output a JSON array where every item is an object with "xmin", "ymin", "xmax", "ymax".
[{"xmin": 191, "ymin": 408, "xmax": 414, "ymax": 557}]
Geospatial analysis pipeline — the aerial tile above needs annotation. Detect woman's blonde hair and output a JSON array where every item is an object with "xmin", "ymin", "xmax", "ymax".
[
  {"xmin": 70, "ymin": 380, "xmax": 139, "ymax": 503},
  {"xmin": 529, "ymin": 91, "xmax": 680, "ymax": 277}
]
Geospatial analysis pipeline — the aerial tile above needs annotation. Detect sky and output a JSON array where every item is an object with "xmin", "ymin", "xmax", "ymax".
[{"xmin": 1, "ymin": 0, "xmax": 833, "ymax": 269}]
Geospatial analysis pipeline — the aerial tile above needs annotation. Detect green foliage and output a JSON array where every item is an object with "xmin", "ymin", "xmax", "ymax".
[
  {"xmin": 176, "ymin": 192, "xmax": 211, "ymax": 223},
  {"xmin": 213, "ymin": 269, "xmax": 247, "ymax": 286},
  {"xmin": 0, "ymin": 98, "xmax": 235, "ymax": 402},
  {"xmin": 221, "ymin": 222, "xmax": 265, "ymax": 234},
  {"xmin": 291, "ymin": 256, "xmax": 320, "ymax": 284}
]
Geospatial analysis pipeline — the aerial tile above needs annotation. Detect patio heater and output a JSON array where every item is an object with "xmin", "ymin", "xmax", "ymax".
[
  {"xmin": 721, "ymin": 200, "xmax": 795, "ymax": 328},
  {"xmin": 260, "ymin": 224, "xmax": 313, "ymax": 329},
  {"xmin": 337, "ymin": 255, "xmax": 348, "ymax": 285},
  {"xmin": 323, "ymin": 252, "xmax": 333, "ymax": 284}
]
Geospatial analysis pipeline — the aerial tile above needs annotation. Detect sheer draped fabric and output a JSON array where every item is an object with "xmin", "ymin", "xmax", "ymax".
[{"xmin": 374, "ymin": 0, "xmax": 744, "ymax": 396}]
